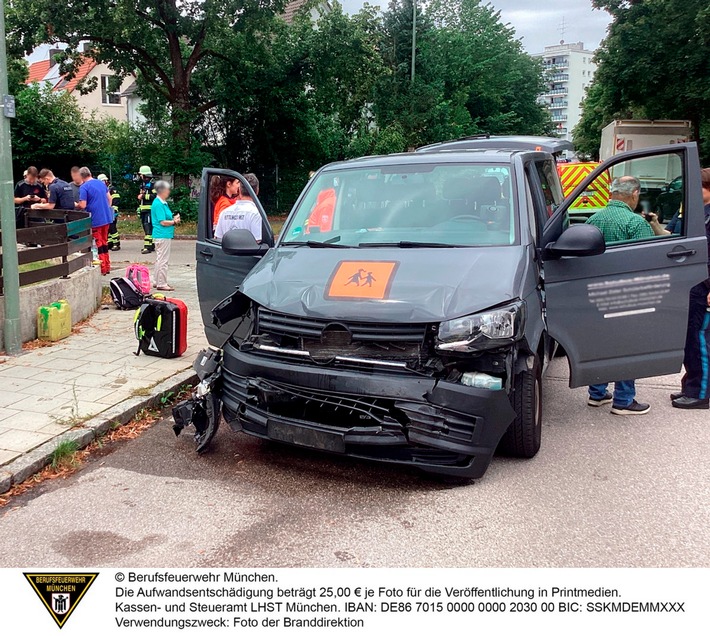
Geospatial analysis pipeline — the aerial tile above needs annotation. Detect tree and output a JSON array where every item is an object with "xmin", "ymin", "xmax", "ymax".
[
  {"xmin": 575, "ymin": 0, "xmax": 710, "ymax": 161},
  {"xmin": 7, "ymin": 0, "xmax": 287, "ymax": 180}
]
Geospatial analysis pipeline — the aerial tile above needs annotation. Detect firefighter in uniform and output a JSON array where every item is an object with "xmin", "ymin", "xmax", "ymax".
[
  {"xmin": 98, "ymin": 174, "xmax": 122, "ymax": 251},
  {"xmin": 137, "ymin": 165, "xmax": 156, "ymax": 254}
]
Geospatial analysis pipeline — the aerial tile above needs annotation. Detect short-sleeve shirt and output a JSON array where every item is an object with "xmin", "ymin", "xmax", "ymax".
[
  {"xmin": 212, "ymin": 195, "xmax": 237, "ymax": 228},
  {"xmin": 14, "ymin": 179, "xmax": 46, "ymax": 202},
  {"xmin": 151, "ymin": 197, "xmax": 174, "ymax": 240},
  {"xmin": 48, "ymin": 178, "xmax": 76, "ymax": 210},
  {"xmin": 586, "ymin": 200, "xmax": 654, "ymax": 244},
  {"xmin": 79, "ymin": 178, "xmax": 113, "ymax": 227},
  {"xmin": 214, "ymin": 200, "xmax": 262, "ymax": 241}
]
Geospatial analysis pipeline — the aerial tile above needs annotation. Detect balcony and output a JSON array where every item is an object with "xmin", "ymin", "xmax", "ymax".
[
  {"xmin": 551, "ymin": 115, "xmax": 568, "ymax": 122},
  {"xmin": 543, "ymin": 88, "xmax": 568, "ymax": 97},
  {"xmin": 548, "ymin": 74, "xmax": 569, "ymax": 82},
  {"xmin": 549, "ymin": 100, "xmax": 568, "ymax": 108}
]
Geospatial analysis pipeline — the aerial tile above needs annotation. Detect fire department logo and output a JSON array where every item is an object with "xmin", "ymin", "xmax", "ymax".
[{"xmin": 24, "ymin": 572, "xmax": 98, "ymax": 628}]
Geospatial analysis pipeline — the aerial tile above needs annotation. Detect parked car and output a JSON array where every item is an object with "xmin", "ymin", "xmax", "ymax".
[{"xmin": 191, "ymin": 139, "xmax": 707, "ymax": 479}]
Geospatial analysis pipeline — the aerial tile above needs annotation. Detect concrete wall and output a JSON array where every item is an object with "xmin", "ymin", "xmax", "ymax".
[{"xmin": 0, "ymin": 266, "xmax": 102, "ymax": 345}]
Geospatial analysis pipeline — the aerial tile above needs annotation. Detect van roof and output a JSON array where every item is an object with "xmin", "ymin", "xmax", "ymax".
[
  {"xmin": 417, "ymin": 135, "xmax": 574, "ymax": 154},
  {"xmin": 322, "ymin": 148, "xmax": 544, "ymax": 172}
]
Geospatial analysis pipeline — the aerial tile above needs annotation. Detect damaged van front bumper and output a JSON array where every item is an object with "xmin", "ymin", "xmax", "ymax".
[{"xmin": 218, "ymin": 342, "xmax": 516, "ymax": 479}]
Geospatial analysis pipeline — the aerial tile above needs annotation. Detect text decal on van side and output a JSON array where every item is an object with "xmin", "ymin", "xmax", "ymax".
[{"xmin": 325, "ymin": 261, "xmax": 399, "ymax": 300}]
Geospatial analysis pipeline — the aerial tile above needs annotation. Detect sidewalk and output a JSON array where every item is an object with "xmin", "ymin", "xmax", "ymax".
[{"xmin": 0, "ymin": 240, "xmax": 207, "ymax": 491}]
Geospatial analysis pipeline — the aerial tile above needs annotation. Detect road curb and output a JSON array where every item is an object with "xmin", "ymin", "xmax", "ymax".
[{"xmin": 0, "ymin": 369, "xmax": 198, "ymax": 494}]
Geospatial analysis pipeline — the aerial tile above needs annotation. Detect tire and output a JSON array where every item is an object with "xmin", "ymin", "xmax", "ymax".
[{"xmin": 497, "ymin": 355, "xmax": 542, "ymax": 458}]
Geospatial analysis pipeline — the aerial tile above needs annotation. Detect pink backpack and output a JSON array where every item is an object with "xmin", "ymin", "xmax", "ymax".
[{"xmin": 126, "ymin": 264, "xmax": 151, "ymax": 295}]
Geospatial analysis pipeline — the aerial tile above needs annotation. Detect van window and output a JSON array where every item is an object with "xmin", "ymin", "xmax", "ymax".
[
  {"xmin": 281, "ymin": 164, "xmax": 517, "ymax": 247},
  {"xmin": 534, "ymin": 159, "xmax": 564, "ymax": 217},
  {"xmin": 571, "ymin": 153, "xmax": 685, "ymax": 244}
]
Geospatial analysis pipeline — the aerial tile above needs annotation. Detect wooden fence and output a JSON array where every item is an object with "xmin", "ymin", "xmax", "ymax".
[{"xmin": 0, "ymin": 209, "xmax": 92, "ymax": 295}]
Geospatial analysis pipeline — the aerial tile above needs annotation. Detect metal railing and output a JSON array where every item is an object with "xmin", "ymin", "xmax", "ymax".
[{"xmin": 0, "ymin": 209, "xmax": 92, "ymax": 294}]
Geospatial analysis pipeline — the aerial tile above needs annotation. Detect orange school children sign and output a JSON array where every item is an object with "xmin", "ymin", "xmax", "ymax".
[{"xmin": 326, "ymin": 261, "xmax": 399, "ymax": 300}]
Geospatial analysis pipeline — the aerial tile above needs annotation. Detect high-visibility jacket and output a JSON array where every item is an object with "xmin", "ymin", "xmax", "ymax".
[{"xmin": 139, "ymin": 181, "xmax": 156, "ymax": 211}]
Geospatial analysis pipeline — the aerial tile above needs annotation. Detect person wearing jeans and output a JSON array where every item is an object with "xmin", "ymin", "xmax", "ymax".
[
  {"xmin": 150, "ymin": 180, "xmax": 180, "ymax": 292},
  {"xmin": 585, "ymin": 176, "xmax": 652, "ymax": 415}
]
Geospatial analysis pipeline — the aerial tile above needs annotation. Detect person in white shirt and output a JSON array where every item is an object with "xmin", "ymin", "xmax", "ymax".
[{"xmin": 214, "ymin": 173, "xmax": 263, "ymax": 242}]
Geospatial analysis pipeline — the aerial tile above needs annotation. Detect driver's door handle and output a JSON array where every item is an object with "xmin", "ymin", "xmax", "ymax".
[
  {"xmin": 200, "ymin": 249, "xmax": 213, "ymax": 259},
  {"xmin": 667, "ymin": 248, "xmax": 696, "ymax": 259}
]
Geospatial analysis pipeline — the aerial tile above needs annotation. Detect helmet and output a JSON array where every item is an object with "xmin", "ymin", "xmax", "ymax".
[
  {"xmin": 97, "ymin": 173, "xmax": 108, "ymax": 182},
  {"xmin": 138, "ymin": 165, "xmax": 153, "ymax": 177}
]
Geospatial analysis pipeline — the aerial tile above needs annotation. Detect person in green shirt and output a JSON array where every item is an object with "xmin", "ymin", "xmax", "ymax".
[
  {"xmin": 584, "ymin": 176, "xmax": 652, "ymax": 415},
  {"xmin": 150, "ymin": 180, "xmax": 180, "ymax": 291}
]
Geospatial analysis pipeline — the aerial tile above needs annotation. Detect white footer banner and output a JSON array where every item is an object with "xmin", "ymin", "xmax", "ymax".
[{"xmin": 1, "ymin": 568, "xmax": 706, "ymax": 634}]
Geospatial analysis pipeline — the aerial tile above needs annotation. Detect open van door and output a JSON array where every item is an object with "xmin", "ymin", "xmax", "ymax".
[
  {"xmin": 542, "ymin": 143, "xmax": 707, "ymax": 387},
  {"xmin": 196, "ymin": 168, "xmax": 275, "ymax": 347}
]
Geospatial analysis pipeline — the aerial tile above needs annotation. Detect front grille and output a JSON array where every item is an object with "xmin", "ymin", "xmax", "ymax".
[{"xmin": 257, "ymin": 308, "xmax": 428, "ymax": 343}]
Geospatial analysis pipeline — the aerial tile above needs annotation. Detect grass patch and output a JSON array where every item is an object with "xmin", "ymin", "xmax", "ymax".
[
  {"xmin": 118, "ymin": 215, "xmax": 196, "ymax": 236},
  {"xmin": 50, "ymin": 439, "xmax": 79, "ymax": 469},
  {"xmin": 131, "ymin": 387, "xmax": 152, "ymax": 397},
  {"xmin": 19, "ymin": 259, "xmax": 56, "ymax": 273},
  {"xmin": 101, "ymin": 285, "xmax": 112, "ymax": 305}
]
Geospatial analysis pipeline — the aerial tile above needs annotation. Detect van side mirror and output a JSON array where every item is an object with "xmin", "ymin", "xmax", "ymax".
[
  {"xmin": 222, "ymin": 229, "xmax": 269, "ymax": 256},
  {"xmin": 545, "ymin": 224, "xmax": 606, "ymax": 259}
]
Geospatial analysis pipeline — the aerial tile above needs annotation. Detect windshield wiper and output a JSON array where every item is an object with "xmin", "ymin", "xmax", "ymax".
[
  {"xmin": 282, "ymin": 236, "xmax": 351, "ymax": 248},
  {"xmin": 358, "ymin": 241, "xmax": 464, "ymax": 248}
]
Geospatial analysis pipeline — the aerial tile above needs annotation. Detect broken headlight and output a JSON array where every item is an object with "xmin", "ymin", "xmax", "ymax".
[{"xmin": 436, "ymin": 302, "xmax": 525, "ymax": 353}]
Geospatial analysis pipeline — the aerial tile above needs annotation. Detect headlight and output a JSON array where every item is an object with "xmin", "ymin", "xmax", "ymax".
[{"xmin": 436, "ymin": 302, "xmax": 525, "ymax": 352}]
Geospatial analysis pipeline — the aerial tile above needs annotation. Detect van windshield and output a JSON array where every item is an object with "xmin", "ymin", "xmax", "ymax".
[{"xmin": 281, "ymin": 164, "xmax": 516, "ymax": 247}]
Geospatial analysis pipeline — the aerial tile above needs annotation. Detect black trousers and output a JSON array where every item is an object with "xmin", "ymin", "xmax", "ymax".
[
  {"xmin": 140, "ymin": 208, "xmax": 153, "ymax": 249},
  {"xmin": 681, "ymin": 283, "xmax": 710, "ymax": 399}
]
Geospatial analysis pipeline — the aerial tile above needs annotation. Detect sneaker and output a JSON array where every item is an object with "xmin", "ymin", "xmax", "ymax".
[
  {"xmin": 588, "ymin": 392, "xmax": 613, "ymax": 407},
  {"xmin": 671, "ymin": 396, "xmax": 709, "ymax": 410},
  {"xmin": 140, "ymin": 247, "xmax": 151, "ymax": 254},
  {"xmin": 611, "ymin": 400, "xmax": 651, "ymax": 415},
  {"xmin": 670, "ymin": 392, "xmax": 684, "ymax": 401},
  {"xmin": 110, "ymin": 245, "xmax": 121, "ymax": 252}
]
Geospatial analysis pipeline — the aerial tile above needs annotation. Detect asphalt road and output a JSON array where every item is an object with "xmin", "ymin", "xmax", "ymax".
[{"xmin": 0, "ymin": 351, "xmax": 707, "ymax": 569}]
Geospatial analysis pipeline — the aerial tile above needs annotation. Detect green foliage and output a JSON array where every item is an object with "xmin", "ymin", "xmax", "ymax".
[
  {"xmin": 8, "ymin": 0, "xmax": 550, "ymax": 210},
  {"xmin": 576, "ymin": 0, "xmax": 710, "ymax": 162},
  {"xmin": 50, "ymin": 439, "xmax": 79, "ymax": 468},
  {"xmin": 169, "ymin": 185, "xmax": 198, "ymax": 223},
  {"xmin": 11, "ymin": 83, "xmax": 98, "ymax": 173}
]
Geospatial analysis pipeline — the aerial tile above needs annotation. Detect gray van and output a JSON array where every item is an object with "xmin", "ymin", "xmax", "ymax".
[{"xmin": 190, "ymin": 140, "xmax": 707, "ymax": 479}]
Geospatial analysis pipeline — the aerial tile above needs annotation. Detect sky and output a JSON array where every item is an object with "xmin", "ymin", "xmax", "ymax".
[{"xmin": 339, "ymin": 0, "xmax": 612, "ymax": 54}]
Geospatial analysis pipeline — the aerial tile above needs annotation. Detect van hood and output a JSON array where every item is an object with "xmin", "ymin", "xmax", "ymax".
[{"xmin": 240, "ymin": 246, "xmax": 527, "ymax": 323}]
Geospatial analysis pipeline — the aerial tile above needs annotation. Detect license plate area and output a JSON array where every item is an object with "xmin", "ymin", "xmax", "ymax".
[{"xmin": 267, "ymin": 419, "xmax": 346, "ymax": 453}]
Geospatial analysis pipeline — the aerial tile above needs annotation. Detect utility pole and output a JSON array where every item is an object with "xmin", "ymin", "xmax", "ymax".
[
  {"xmin": 411, "ymin": 0, "xmax": 417, "ymax": 83},
  {"xmin": 0, "ymin": 3, "xmax": 21, "ymax": 355}
]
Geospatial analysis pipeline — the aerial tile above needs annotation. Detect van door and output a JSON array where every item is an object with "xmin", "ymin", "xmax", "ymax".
[
  {"xmin": 542, "ymin": 143, "xmax": 707, "ymax": 387},
  {"xmin": 196, "ymin": 168, "xmax": 275, "ymax": 347}
]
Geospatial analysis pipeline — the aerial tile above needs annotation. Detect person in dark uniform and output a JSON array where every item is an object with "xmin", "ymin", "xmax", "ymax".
[
  {"xmin": 672, "ymin": 168, "xmax": 710, "ymax": 409},
  {"xmin": 32, "ymin": 169, "xmax": 75, "ymax": 211},
  {"xmin": 13, "ymin": 166, "xmax": 46, "ymax": 227},
  {"xmin": 137, "ymin": 165, "xmax": 155, "ymax": 254},
  {"xmin": 98, "ymin": 174, "xmax": 122, "ymax": 251}
]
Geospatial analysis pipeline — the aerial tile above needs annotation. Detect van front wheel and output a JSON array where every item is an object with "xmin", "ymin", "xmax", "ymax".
[{"xmin": 497, "ymin": 356, "xmax": 542, "ymax": 458}]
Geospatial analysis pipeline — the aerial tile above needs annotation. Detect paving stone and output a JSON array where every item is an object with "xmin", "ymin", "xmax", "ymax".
[
  {"xmin": 0, "ymin": 411, "xmax": 55, "ymax": 430},
  {"xmin": 0, "ymin": 366, "xmax": 38, "ymax": 380},
  {"xmin": 0, "ymin": 429, "xmax": 53, "ymax": 453},
  {"xmin": 0, "ymin": 391, "xmax": 21, "ymax": 408},
  {"xmin": 15, "ymin": 382, "xmax": 78, "ymax": 399},
  {"xmin": 38, "ymin": 422, "xmax": 75, "ymax": 436},
  {"xmin": 12, "ymin": 395, "xmax": 76, "ymax": 415},
  {"xmin": 0, "ymin": 409, "xmax": 19, "ymax": 423},
  {"xmin": 28, "ymin": 369, "xmax": 80, "ymax": 385},
  {"xmin": 37, "ymin": 356, "xmax": 88, "ymax": 372},
  {"xmin": 0, "ymin": 450, "xmax": 21, "ymax": 466},
  {"xmin": 0, "ymin": 377, "xmax": 39, "ymax": 392}
]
